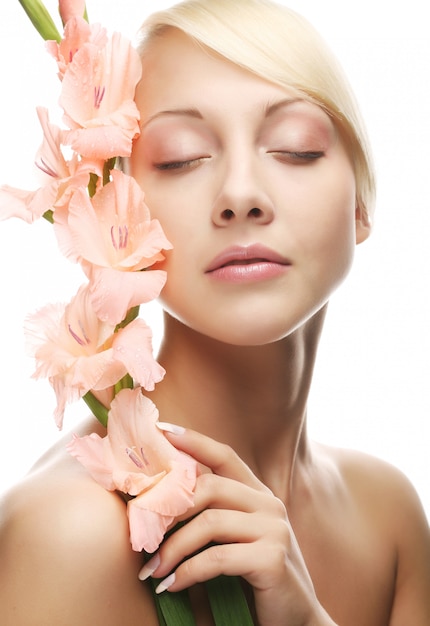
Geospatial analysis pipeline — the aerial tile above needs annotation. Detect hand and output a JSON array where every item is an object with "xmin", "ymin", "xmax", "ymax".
[{"xmin": 139, "ymin": 425, "xmax": 335, "ymax": 626}]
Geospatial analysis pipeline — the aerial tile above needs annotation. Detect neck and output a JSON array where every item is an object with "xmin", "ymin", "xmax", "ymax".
[{"xmin": 146, "ymin": 307, "xmax": 327, "ymax": 499}]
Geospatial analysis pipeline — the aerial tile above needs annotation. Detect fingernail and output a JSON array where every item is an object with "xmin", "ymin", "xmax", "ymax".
[
  {"xmin": 156, "ymin": 422, "xmax": 185, "ymax": 435},
  {"xmin": 138, "ymin": 552, "xmax": 160, "ymax": 581},
  {"xmin": 155, "ymin": 572, "xmax": 176, "ymax": 594}
]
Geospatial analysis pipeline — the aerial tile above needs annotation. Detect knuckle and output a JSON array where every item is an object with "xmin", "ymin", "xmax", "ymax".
[
  {"xmin": 277, "ymin": 518, "xmax": 293, "ymax": 546},
  {"xmin": 207, "ymin": 543, "xmax": 228, "ymax": 565},
  {"xmin": 271, "ymin": 495, "xmax": 288, "ymax": 519},
  {"xmin": 198, "ymin": 507, "xmax": 220, "ymax": 530},
  {"xmin": 180, "ymin": 554, "xmax": 196, "ymax": 579},
  {"xmin": 197, "ymin": 471, "xmax": 217, "ymax": 492},
  {"xmin": 217, "ymin": 442, "xmax": 237, "ymax": 465}
]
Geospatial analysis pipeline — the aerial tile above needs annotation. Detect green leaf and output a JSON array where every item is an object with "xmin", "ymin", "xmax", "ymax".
[
  {"xmin": 18, "ymin": 0, "xmax": 61, "ymax": 42},
  {"xmin": 148, "ymin": 578, "xmax": 196, "ymax": 626},
  {"xmin": 206, "ymin": 575, "xmax": 254, "ymax": 625}
]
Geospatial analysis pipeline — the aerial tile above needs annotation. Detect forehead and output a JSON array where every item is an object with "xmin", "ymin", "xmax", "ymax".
[{"xmin": 135, "ymin": 28, "xmax": 305, "ymax": 120}]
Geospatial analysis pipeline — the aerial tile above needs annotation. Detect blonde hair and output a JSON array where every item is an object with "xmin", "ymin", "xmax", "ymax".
[{"xmin": 137, "ymin": 0, "xmax": 376, "ymax": 222}]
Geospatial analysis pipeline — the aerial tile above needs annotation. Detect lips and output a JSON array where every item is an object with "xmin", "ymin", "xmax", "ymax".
[{"xmin": 205, "ymin": 244, "xmax": 290, "ymax": 273}]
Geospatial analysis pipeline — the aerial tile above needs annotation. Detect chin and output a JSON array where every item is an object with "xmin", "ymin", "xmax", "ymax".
[
  {"xmin": 196, "ymin": 318, "xmax": 307, "ymax": 347},
  {"xmin": 162, "ymin": 297, "xmax": 327, "ymax": 347}
]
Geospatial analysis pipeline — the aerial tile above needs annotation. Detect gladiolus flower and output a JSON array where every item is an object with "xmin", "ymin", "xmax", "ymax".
[
  {"xmin": 0, "ymin": 107, "xmax": 99, "ymax": 223},
  {"xmin": 60, "ymin": 29, "xmax": 142, "ymax": 159},
  {"xmin": 54, "ymin": 169, "xmax": 172, "ymax": 325},
  {"xmin": 67, "ymin": 387, "xmax": 198, "ymax": 553},
  {"xmin": 26, "ymin": 284, "xmax": 165, "ymax": 428},
  {"xmin": 46, "ymin": 16, "xmax": 107, "ymax": 80}
]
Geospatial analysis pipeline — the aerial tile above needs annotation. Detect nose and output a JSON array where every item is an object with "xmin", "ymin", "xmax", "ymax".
[{"xmin": 211, "ymin": 157, "xmax": 275, "ymax": 227}]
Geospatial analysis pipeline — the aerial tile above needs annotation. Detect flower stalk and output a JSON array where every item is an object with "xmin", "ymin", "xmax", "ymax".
[
  {"xmin": 6, "ymin": 1, "xmax": 256, "ymax": 623},
  {"xmin": 18, "ymin": 0, "xmax": 61, "ymax": 41},
  {"xmin": 83, "ymin": 390, "xmax": 109, "ymax": 427}
]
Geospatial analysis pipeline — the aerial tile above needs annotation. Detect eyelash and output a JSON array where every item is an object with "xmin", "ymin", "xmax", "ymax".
[
  {"xmin": 271, "ymin": 150, "xmax": 325, "ymax": 162},
  {"xmin": 153, "ymin": 150, "xmax": 324, "ymax": 173},
  {"xmin": 154, "ymin": 158, "xmax": 205, "ymax": 172}
]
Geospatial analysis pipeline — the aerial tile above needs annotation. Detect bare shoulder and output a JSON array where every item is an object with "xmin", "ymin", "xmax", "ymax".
[
  {"xmin": 0, "ymin": 428, "xmax": 159, "ymax": 626},
  {"xmin": 318, "ymin": 443, "xmax": 430, "ymax": 625},
  {"xmin": 323, "ymin": 444, "xmax": 429, "ymax": 528}
]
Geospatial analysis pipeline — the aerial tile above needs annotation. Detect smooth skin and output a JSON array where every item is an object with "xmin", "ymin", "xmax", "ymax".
[{"xmin": 0, "ymin": 28, "xmax": 429, "ymax": 626}]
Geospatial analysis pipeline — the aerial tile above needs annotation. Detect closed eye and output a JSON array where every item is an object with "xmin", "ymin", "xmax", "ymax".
[
  {"xmin": 269, "ymin": 150, "xmax": 325, "ymax": 163},
  {"xmin": 154, "ymin": 156, "xmax": 210, "ymax": 172}
]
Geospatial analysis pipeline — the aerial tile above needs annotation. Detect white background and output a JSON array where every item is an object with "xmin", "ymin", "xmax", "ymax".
[{"xmin": 0, "ymin": 1, "xmax": 428, "ymax": 518}]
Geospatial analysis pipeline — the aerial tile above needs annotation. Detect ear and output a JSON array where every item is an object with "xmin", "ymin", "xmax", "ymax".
[{"xmin": 355, "ymin": 204, "xmax": 372, "ymax": 244}]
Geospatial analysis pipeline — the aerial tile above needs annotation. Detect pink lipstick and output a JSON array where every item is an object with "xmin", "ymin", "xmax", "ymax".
[{"xmin": 205, "ymin": 244, "xmax": 290, "ymax": 283}]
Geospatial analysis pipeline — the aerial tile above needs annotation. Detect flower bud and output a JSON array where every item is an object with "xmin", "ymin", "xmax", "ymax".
[{"xmin": 59, "ymin": 0, "xmax": 87, "ymax": 25}]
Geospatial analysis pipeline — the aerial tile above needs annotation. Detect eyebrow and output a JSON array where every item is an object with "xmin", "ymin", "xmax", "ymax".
[
  {"xmin": 142, "ymin": 108, "xmax": 203, "ymax": 128},
  {"xmin": 265, "ymin": 97, "xmax": 304, "ymax": 116},
  {"xmin": 142, "ymin": 97, "xmax": 305, "ymax": 129}
]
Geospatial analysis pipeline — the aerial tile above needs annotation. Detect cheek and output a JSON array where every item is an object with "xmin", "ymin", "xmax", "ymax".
[
  {"xmin": 293, "ymin": 163, "xmax": 357, "ymax": 283},
  {"xmin": 134, "ymin": 178, "xmax": 185, "ymax": 242}
]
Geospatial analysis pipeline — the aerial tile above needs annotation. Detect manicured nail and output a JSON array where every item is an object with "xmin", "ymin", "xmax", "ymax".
[
  {"xmin": 156, "ymin": 422, "xmax": 185, "ymax": 435},
  {"xmin": 155, "ymin": 572, "xmax": 176, "ymax": 594},
  {"xmin": 138, "ymin": 553, "xmax": 160, "ymax": 581}
]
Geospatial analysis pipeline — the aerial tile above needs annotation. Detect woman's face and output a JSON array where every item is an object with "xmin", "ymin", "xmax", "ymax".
[{"xmin": 130, "ymin": 29, "xmax": 369, "ymax": 346}]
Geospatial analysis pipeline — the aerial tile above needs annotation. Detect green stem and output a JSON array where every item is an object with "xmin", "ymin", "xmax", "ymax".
[
  {"xmin": 18, "ymin": 0, "xmax": 61, "ymax": 41},
  {"xmin": 103, "ymin": 158, "xmax": 117, "ymax": 186},
  {"xmin": 114, "ymin": 373, "xmax": 134, "ymax": 396},
  {"xmin": 42, "ymin": 209, "xmax": 54, "ymax": 224},
  {"xmin": 88, "ymin": 173, "xmax": 99, "ymax": 198},
  {"xmin": 82, "ymin": 391, "xmax": 109, "ymax": 427},
  {"xmin": 116, "ymin": 305, "xmax": 140, "ymax": 331}
]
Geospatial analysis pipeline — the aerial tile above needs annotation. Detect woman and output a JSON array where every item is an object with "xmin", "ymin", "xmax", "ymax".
[{"xmin": 0, "ymin": 0, "xmax": 429, "ymax": 624}]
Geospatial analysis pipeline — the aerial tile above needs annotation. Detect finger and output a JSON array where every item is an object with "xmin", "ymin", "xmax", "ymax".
[
  {"xmin": 155, "ymin": 536, "xmax": 286, "ymax": 594},
  {"xmin": 156, "ymin": 542, "xmax": 251, "ymax": 593},
  {"xmin": 153, "ymin": 509, "xmax": 262, "ymax": 582},
  {"xmin": 157, "ymin": 423, "xmax": 271, "ymax": 492},
  {"xmin": 153, "ymin": 502, "xmax": 289, "ymax": 578},
  {"xmin": 175, "ymin": 473, "xmax": 281, "ymax": 523}
]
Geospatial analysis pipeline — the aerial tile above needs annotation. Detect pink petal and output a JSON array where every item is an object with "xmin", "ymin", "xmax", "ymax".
[
  {"xmin": 68, "ymin": 389, "xmax": 198, "ymax": 552},
  {"xmin": 49, "ymin": 350, "xmax": 121, "ymax": 429},
  {"xmin": 111, "ymin": 468, "xmax": 165, "ymax": 498},
  {"xmin": 25, "ymin": 285, "xmax": 126, "ymax": 427},
  {"xmin": 116, "ymin": 219, "xmax": 172, "ymax": 271},
  {"xmin": 47, "ymin": 18, "xmax": 107, "ymax": 79},
  {"xmin": 59, "ymin": 0, "xmax": 86, "ymax": 23},
  {"xmin": 108, "ymin": 390, "xmax": 197, "ymax": 482},
  {"xmin": 134, "ymin": 460, "xmax": 196, "ymax": 516},
  {"xmin": 127, "ymin": 462, "xmax": 196, "ymax": 553},
  {"xmin": 113, "ymin": 318, "xmax": 165, "ymax": 391},
  {"xmin": 127, "ymin": 501, "xmax": 173, "ymax": 554},
  {"xmin": 56, "ymin": 187, "xmax": 104, "ymax": 264},
  {"xmin": 35, "ymin": 107, "xmax": 69, "ymax": 181},
  {"xmin": 60, "ymin": 32, "xmax": 141, "ymax": 158},
  {"xmin": 70, "ymin": 351, "xmax": 124, "ymax": 390},
  {"xmin": 67, "ymin": 433, "xmax": 116, "ymax": 491},
  {"xmin": 0, "ymin": 183, "xmax": 58, "ymax": 223},
  {"xmin": 88, "ymin": 266, "xmax": 167, "ymax": 325},
  {"xmin": 107, "ymin": 389, "xmax": 159, "ymax": 453},
  {"xmin": 64, "ymin": 114, "xmax": 140, "ymax": 159},
  {"xmin": 59, "ymin": 171, "xmax": 172, "ymax": 277}
]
